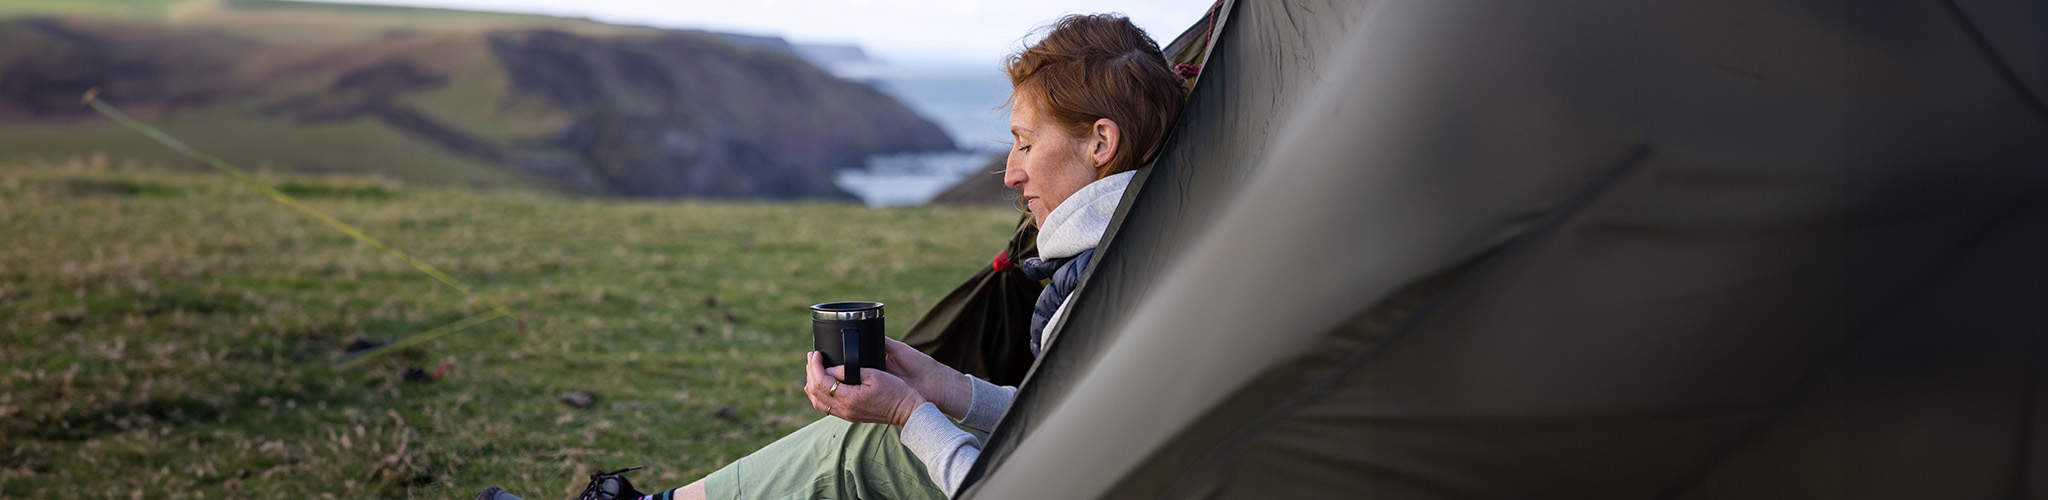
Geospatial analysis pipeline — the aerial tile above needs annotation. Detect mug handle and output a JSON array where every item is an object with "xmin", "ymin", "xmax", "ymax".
[{"xmin": 840, "ymin": 328, "xmax": 862, "ymax": 386}]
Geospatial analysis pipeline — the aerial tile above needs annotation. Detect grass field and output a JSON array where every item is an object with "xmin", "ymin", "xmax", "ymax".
[
  {"xmin": 0, "ymin": 159, "xmax": 1019, "ymax": 498},
  {"xmin": 0, "ymin": 112, "xmax": 538, "ymax": 191}
]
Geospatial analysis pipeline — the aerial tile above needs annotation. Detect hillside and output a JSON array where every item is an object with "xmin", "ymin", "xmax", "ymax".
[
  {"xmin": 0, "ymin": 0, "xmax": 956, "ymax": 199},
  {"xmin": 930, "ymin": 155, "xmax": 1016, "ymax": 206}
]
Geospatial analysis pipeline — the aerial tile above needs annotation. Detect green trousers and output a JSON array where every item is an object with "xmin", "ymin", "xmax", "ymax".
[{"xmin": 701, "ymin": 417, "xmax": 963, "ymax": 500}]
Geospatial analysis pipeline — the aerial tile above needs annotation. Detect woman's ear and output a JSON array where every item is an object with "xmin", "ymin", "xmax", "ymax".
[{"xmin": 1090, "ymin": 118, "xmax": 1120, "ymax": 168}]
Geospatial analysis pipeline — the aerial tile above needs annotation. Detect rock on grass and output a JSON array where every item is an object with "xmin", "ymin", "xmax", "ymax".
[{"xmin": 559, "ymin": 391, "xmax": 597, "ymax": 408}]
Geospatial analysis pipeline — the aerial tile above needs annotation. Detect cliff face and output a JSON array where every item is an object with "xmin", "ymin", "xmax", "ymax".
[
  {"xmin": 0, "ymin": 9, "xmax": 956, "ymax": 200},
  {"xmin": 930, "ymin": 155, "xmax": 1017, "ymax": 206},
  {"xmin": 488, "ymin": 30, "xmax": 954, "ymax": 199}
]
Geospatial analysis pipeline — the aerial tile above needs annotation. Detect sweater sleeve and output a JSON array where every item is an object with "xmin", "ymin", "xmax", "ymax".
[
  {"xmin": 900, "ymin": 376, "xmax": 1018, "ymax": 495},
  {"xmin": 958, "ymin": 374, "xmax": 1016, "ymax": 432},
  {"xmin": 900, "ymin": 403, "xmax": 978, "ymax": 495}
]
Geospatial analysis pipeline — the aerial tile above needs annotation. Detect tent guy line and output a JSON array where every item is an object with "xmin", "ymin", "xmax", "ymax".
[{"xmin": 80, "ymin": 88, "xmax": 525, "ymax": 370}]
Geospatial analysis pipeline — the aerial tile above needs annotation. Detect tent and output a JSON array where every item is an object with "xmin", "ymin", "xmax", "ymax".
[
  {"xmin": 902, "ymin": 217, "xmax": 1044, "ymax": 387},
  {"xmin": 953, "ymin": 0, "xmax": 2048, "ymax": 498}
]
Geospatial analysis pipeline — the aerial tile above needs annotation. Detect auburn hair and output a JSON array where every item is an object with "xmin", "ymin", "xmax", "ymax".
[{"xmin": 1005, "ymin": 14, "xmax": 1186, "ymax": 180}]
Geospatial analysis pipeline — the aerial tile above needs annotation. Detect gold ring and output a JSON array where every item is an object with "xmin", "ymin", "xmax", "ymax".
[{"xmin": 828, "ymin": 382, "xmax": 839, "ymax": 397}]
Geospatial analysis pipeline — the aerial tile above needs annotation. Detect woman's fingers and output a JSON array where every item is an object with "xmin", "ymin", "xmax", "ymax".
[
  {"xmin": 803, "ymin": 353, "xmax": 864, "ymax": 417},
  {"xmin": 884, "ymin": 339, "xmax": 929, "ymax": 368},
  {"xmin": 806, "ymin": 351, "xmax": 833, "ymax": 381},
  {"xmin": 804, "ymin": 352, "xmax": 834, "ymax": 399},
  {"xmin": 805, "ymin": 358, "xmax": 835, "ymax": 412},
  {"xmin": 882, "ymin": 340, "xmax": 915, "ymax": 373},
  {"xmin": 802, "ymin": 351, "xmax": 932, "ymax": 427}
]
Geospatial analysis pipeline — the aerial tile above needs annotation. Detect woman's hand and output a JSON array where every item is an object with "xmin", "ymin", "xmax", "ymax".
[
  {"xmin": 805, "ymin": 351, "xmax": 927, "ymax": 427},
  {"xmin": 882, "ymin": 339, "xmax": 973, "ymax": 419}
]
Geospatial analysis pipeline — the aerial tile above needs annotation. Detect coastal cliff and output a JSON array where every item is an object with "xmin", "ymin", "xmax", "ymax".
[
  {"xmin": 488, "ymin": 29, "xmax": 951, "ymax": 198},
  {"xmin": 0, "ymin": 2, "xmax": 955, "ymax": 199}
]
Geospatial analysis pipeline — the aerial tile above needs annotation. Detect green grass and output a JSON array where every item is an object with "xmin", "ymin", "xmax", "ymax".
[
  {"xmin": 0, "ymin": 160, "xmax": 1019, "ymax": 498},
  {"xmin": 0, "ymin": 0, "xmax": 189, "ymax": 19},
  {"xmin": 0, "ymin": 112, "xmax": 536, "ymax": 190}
]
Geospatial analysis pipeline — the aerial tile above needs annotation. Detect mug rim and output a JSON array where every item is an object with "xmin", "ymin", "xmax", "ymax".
[{"xmin": 811, "ymin": 301, "xmax": 884, "ymax": 320}]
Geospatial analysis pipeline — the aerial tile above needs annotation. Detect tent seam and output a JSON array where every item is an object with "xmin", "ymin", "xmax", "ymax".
[{"xmin": 1936, "ymin": 0, "xmax": 2048, "ymax": 132}]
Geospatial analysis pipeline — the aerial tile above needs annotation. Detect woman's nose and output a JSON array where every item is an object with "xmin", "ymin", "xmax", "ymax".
[{"xmin": 1003, "ymin": 161, "xmax": 1026, "ymax": 188}]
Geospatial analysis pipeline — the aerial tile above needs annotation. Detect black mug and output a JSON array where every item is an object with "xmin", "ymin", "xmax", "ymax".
[{"xmin": 811, "ymin": 301, "xmax": 885, "ymax": 385}]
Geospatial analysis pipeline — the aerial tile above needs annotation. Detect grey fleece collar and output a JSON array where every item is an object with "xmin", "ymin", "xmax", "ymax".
[{"xmin": 1036, "ymin": 170, "xmax": 1134, "ymax": 259}]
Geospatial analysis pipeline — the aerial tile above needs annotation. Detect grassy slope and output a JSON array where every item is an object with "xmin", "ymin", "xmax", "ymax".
[
  {"xmin": 0, "ymin": 110, "xmax": 532, "ymax": 189},
  {"xmin": 0, "ymin": 162, "xmax": 1017, "ymax": 498},
  {"xmin": 0, "ymin": 0, "xmax": 188, "ymax": 19},
  {"xmin": 0, "ymin": 0, "xmax": 646, "ymax": 191},
  {"xmin": 0, "ymin": 23, "xmax": 564, "ymax": 190},
  {"xmin": 0, "ymin": 0, "xmax": 631, "ymax": 32}
]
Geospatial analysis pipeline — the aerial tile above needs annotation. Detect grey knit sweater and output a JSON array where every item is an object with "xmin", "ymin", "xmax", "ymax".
[{"xmin": 897, "ymin": 170, "xmax": 1132, "ymax": 495}]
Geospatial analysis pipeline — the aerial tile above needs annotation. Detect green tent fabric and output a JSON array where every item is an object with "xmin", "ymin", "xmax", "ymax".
[
  {"xmin": 902, "ymin": 215, "xmax": 1044, "ymax": 387},
  {"xmin": 959, "ymin": 0, "xmax": 2048, "ymax": 498}
]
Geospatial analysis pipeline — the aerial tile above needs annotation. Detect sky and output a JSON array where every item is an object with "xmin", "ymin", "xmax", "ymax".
[{"xmin": 309, "ymin": 0, "xmax": 1214, "ymax": 67}]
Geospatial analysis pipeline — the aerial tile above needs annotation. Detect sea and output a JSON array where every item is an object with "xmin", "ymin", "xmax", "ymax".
[{"xmin": 831, "ymin": 64, "xmax": 1014, "ymax": 207}]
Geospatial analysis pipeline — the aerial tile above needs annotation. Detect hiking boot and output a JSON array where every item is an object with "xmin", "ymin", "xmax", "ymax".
[
  {"xmin": 470, "ymin": 465, "xmax": 646, "ymax": 500},
  {"xmin": 473, "ymin": 486, "xmax": 524, "ymax": 500},
  {"xmin": 575, "ymin": 465, "xmax": 647, "ymax": 500}
]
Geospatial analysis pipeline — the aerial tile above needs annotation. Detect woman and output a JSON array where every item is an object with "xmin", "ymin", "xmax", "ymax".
[{"xmin": 478, "ymin": 13, "xmax": 1185, "ymax": 500}]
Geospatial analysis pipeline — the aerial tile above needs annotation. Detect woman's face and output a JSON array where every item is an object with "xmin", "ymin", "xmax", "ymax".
[{"xmin": 1005, "ymin": 93, "xmax": 1102, "ymax": 227}]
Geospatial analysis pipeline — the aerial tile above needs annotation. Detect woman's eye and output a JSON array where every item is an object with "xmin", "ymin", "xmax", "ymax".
[{"xmin": 1016, "ymin": 145, "xmax": 1031, "ymax": 152}]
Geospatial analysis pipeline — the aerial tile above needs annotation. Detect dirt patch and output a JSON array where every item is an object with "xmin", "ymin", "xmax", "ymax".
[
  {"xmin": 274, "ymin": 181, "xmax": 397, "ymax": 200},
  {"xmin": 64, "ymin": 178, "xmax": 181, "ymax": 198},
  {"xmin": 11, "ymin": 396, "xmax": 222, "ymax": 442}
]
